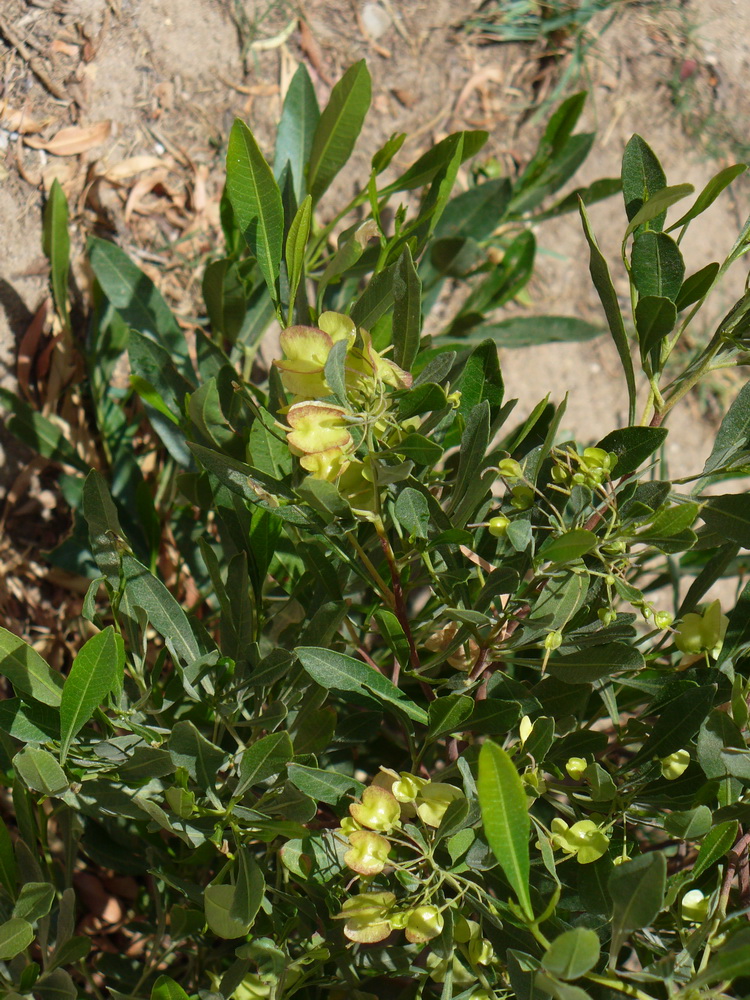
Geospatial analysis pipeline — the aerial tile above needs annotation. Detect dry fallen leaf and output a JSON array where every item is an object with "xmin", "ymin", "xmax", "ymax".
[
  {"xmin": 25, "ymin": 119, "xmax": 112, "ymax": 156},
  {"xmin": 1, "ymin": 106, "xmax": 53, "ymax": 134},
  {"xmin": 100, "ymin": 155, "xmax": 170, "ymax": 182}
]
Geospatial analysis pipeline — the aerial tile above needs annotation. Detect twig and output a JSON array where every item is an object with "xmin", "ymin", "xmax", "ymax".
[
  {"xmin": 0, "ymin": 14, "xmax": 68, "ymax": 101},
  {"xmin": 718, "ymin": 827, "xmax": 750, "ymax": 917}
]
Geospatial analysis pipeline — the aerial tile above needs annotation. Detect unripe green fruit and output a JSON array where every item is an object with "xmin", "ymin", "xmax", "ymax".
[{"xmin": 488, "ymin": 515, "xmax": 510, "ymax": 537}]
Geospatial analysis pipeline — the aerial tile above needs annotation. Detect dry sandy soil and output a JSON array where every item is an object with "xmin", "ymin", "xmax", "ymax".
[{"xmin": 1, "ymin": 0, "xmax": 750, "ymax": 625}]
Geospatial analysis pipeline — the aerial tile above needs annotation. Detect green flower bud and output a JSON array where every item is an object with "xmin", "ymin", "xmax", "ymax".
[
  {"xmin": 654, "ymin": 610, "xmax": 674, "ymax": 629},
  {"xmin": 404, "ymin": 904, "xmax": 444, "ymax": 943},
  {"xmin": 498, "ymin": 459, "xmax": 523, "ymax": 480},
  {"xmin": 675, "ymin": 600, "xmax": 729, "ymax": 658},
  {"xmin": 523, "ymin": 768, "xmax": 546, "ymax": 796},
  {"xmin": 453, "ymin": 915, "xmax": 477, "ymax": 944},
  {"xmin": 565, "ymin": 757, "xmax": 588, "ymax": 780},
  {"xmin": 416, "ymin": 782, "xmax": 465, "ymax": 827},
  {"xmin": 660, "ymin": 749, "xmax": 690, "ymax": 780},
  {"xmin": 551, "ymin": 465, "xmax": 570, "ymax": 484},
  {"xmin": 551, "ymin": 818, "xmax": 610, "ymax": 864},
  {"xmin": 510, "ymin": 485, "xmax": 534, "ymax": 510},
  {"xmin": 681, "ymin": 889, "xmax": 710, "ymax": 922},
  {"xmin": 349, "ymin": 785, "xmax": 401, "ymax": 833},
  {"xmin": 344, "ymin": 830, "xmax": 392, "ymax": 876},
  {"xmin": 340, "ymin": 815, "xmax": 362, "ymax": 835},
  {"xmin": 336, "ymin": 891, "xmax": 395, "ymax": 943},
  {"xmin": 392, "ymin": 771, "xmax": 427, "ymax": 803},
  {"xmin": 468, "ymin": 936, "xmax": 494, "ymax": 966},
  {"xmin": 598, "ymin": 608, "xmax": 616, "ymax": 626},
  {"xmin": 544, "ymin": 630, "xmax": 563, "ymax": 651},
  {"xmin": 488, "ymin": 515, "xmax": 510, "ymax": 538}
]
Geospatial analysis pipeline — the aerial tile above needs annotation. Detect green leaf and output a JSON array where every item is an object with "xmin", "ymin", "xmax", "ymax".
[
  {"xmin": 451, "ymin": 400, "xmax": 490, "ymax": 523},
  {"xmin": 634, "ymin": 295, "xmax": 678, "ymax": 358},
  {"xmin": 285, "ymin": 194, "xmax": 312, "ymax": 320},
  {"xmin": 624, "ymin": 183, "xmax": 694, "ymax": 239},
  {"xmin": 394, "ymin": 487, "xmax": 430, "ymax": 539},
  {"xmin": 121, "ymin": 554, "xmax": 201, "ymax": 668},
  {"xmin": 0, "ymin": 917, "xmax": 34, "ymax": 961},
  {"xmin": 88, "ymin": 237, "xmax": 192, "ymax": 380},
  {"xmin": 226, "ymin": 119, "xmax": 284, "ymax": 300},
  {"xmin": 687, "ymin": 929, "xmax": 750, "ymax": 989},
  {"xmin": 151, "ymin": 976, "xmax": 191, "ymax": 1000},
  {"xmin": 128, "ymin": 329, "xmax": 196, "ymax": 418},
  {"xmin": 543, "ymin": 928, "xmax": 600, "ymax": 980},
  {"xmin": 541, "ymin": 529, "xmax": 597, "ymax": 564},
  {"xmin": 427, "ymin": 694, "xmax": 473, "ymax": 740},
  {"xmin": 398, "ymin": 382, "xmax": 449, "ymax": 420},
  {"xmin": 307, "ymin": 60, "xmax": 371, "ymax": 204},
  {"xmin": 204, "ymin": 884, "xmax": 249, "ymax": 939},
  {"xmin": 13, "ymin": 882, "xmax": 55, "ymax": 922},
  {"xmin": 701, "ymin": 493, "xmax": 750, "ymax": 547},
  {"xmin": 235, "ymin": 731, "xmax": 294, "ymax": 797},
  {"xmin": 0, "ymin": 388, "xmax": 89, "ymax": 474},
  {"xmin": 638, "ymin": 501, "xmax": 699, "ymax": 542},
  {"xmin": 631, "ymin": 231, "xmax": 684, "ymax": 301},
  {"xmin": 389, "ymin": 432, "xmax": 443, "ymax": 465},
  {"xmin": 287, "ymin": 764, "xmax": 364, "ymax": 805},
  {"xmin": 392, "ymin": 245, "xmax": 422, "ymax": 371},
  {"xmin": 692, "ymin": 820, "xmax": 738, "ymax": 879},
  {"xmin": 372, "ymin": 131, "xmax": 406, "ymax": 175},
  {"xmin": 469, "ymin": 315, "xmax": 603, "ymax": 348},
  {"xmin": 372, "ymin": 609, "xmax": 411, "ymax": 669},
  {"xmin": 718, "ymin": 579, "xmax": 750, "ymax": 668},
  {"xmin": 59, "ymin": 627, "xmax": 122, "ymax": 763},
  {"xmin": 274, "ymin": 62, "xmax": 320, "ymax": 203},
  {"xmin": 701, "ymin": 379, "xmax": 750, "ymax": 478},
  {"xmin": 608, "ymin": 852, "xmax": 665, "ymax": 955},
  {"xmin": 457, "ymin": 339, "xmax": 504, "ymax": 419},
  {"xmin": 0, "ymin": 819, "xmax": 16, "ymax": 898},
  {"xmin": 0, "ymin": 627, "xmax": 64, "ymax": 707},
  {"xmin": 629, "ymin": 684, "xmax": 716, "ymax": 767},
  {"xmin": 13, "ymin": 746, "xmax": 68, "ymax": 796},
  {"xmin": 548, "ymin": 643, "xmax": 644, "ymax": 685},
  {"xmin": 434, "ymin": 177, "xmax": 512, "ymax": 241},
  {"xmin": 383, "ymin": 130, "xmax": 488, "ymax": 194},
  {"xmin": 621, "ymin": 134, "xmax": 667, "ymax": 227},
  {"xmin": 477, "ymin": 739, "xmax": 533, "ymax": 919},
  {"xmin": 82, "ymin": 469, "xmax": 123, "ymax": 591},
  {"xmin": 42, "ymin": 178, "xmax": 70, "ymax": 328},
  {"xmin": 350, "ymin": 263, "xmax": 396, "ymax": 329},
  {"xmin": 295, "ymin": 646, "xmax": 428, "ymax": 724},
  {"xmin": 596, "ymin": 426, "xmax": 668, "ymax": 477},
  {"xmin": 675, "ymin": 261, "xmax": 720, "ymax": 312},
  {"xmin": 663, "ymin": 805, "xmax": 712, "ymax": 839},
  {"xmin": 667, "ymin": 163, "xmax": 748, "ymax": 232},
  {"xmin": 231, "ymin": 848, "xmax": 265, "ymax": 929},
  {"xmin": 579, "ymin": 201, "xmax": 636, "ymax": 424},
  {"xmin": 168, "ymin": 721, "xmax": 226, "ymax": 793}
]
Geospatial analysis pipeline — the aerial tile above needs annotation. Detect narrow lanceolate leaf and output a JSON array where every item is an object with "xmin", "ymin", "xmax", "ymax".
[
  {"xmin": 0, "ymin": 626, "xmax": 64, "ymax": 707},
  {"xmin": 307, "ymin": 60, "xmax": 371, "ymax": 204},
  {"xmin": 579, "ymin": 200, "xmax": 636, "ymax": 425},
  {"xmin": 274, "ymin": 62, "xmax": 320, "ymax": 203},
  {"xmin": 59, "ymin": 626, "xmax": 122, "ymax": 763},
  {"xmin": 0, "ymin": 388, "xmax": 89, "ymax": 474},
  {"xmin": 392, "ymin": 245, "xmax": 422, "ymax": 371},
  {"xmin": 295, "ymin": 646, "xmax": 428, "ymax": 724},
  {"xmin": 42, "ymin": 178, "xmax": 70, "ymax": 328},
  {"xmin": 608, "ymin": 853, "xmax": 665, "ymax": 959},
  {"xmin": 226, "ymin": 119, "xmax": 284, "ymax": 300},
  {"xmin": 285, "ymin": 194, "xmax": 312, "ymax": 323},
  {"xmin": 477, "ymin": 740, "xmax": 533, "ymax": 919}
]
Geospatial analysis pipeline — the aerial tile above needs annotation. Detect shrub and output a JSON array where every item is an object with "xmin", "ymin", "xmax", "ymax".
[{"xmin": 2, "ymin": 59, "xmax": 750, "ymax": 1000}]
